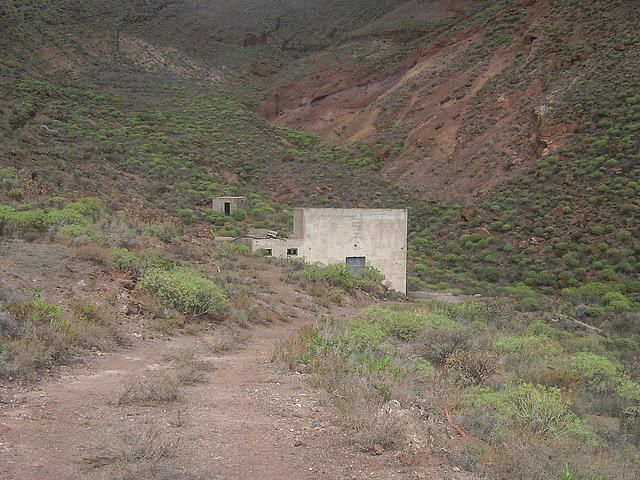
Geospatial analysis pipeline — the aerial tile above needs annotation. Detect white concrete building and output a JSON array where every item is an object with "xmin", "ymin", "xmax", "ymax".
[{"xmin": 246, "ymin": 208, "xmax": 408, "ymax": 294}]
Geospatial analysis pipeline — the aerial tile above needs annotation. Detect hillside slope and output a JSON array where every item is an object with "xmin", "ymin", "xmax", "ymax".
[
  {"xmin": 260, "ymin": 0, "xmax": 639, "ymax": 198},
  {"xmin": 0, "ymin": 0, "xmax": 638, "ymax": 301}
]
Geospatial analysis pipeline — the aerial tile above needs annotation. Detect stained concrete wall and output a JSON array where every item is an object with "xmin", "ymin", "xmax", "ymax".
[
  {"xmin": 212, "ymin": 196, "xmax": 248, "ymax": 215},
  {"xmin": 251, "ymin": 238, "xmax": 304, "ymax": 259},
  {"xmin": 249, "ymin": 208, "xmax": 408, "ymax": 294}
]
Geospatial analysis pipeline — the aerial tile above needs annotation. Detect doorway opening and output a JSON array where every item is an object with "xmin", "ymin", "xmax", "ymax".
[{"xmin": 345, "ymin": 256, "xmax": 366, "ymax": 277}]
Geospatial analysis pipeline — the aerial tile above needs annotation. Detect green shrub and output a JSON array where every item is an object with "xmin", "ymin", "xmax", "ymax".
[
  {"xmin": 0, "ymin": 207, "xmax": 44, "ymax": 233},
  {"xmin": 562, "ymin": 282, "xmax": 635, "ymax": 311},
  {"xmin": 30, "ymin": 301, "xmax": 73, "ymax": 333},
  {"xmin": 615, "ymin": 229, "xmax": 633, "ymax": 242},
  {"xmin": 178, "ymin": 208, "xmax": 196, "ymax": 224},
  {"xmin": 141, "ymin": 267, "xmax": 228, "ymax": 316},
  {"xmin": 357, "ymin": 266, "xmax": 386, "ymax": 293},
  {"xmin": 506, "ymin": 384, "xmax": 588, "ymax": 437},
  {"xmin": 525, "ymin": 270, "xmax": 556, "ymax": 287},
  {"xmin": 108, "ymin": 247, "xmax": 137, "ymax": 271},
  {"xmin": 62, "ymin": 198, "xmax": 102, "ymax": 220},
  {"xmin": 569, "ymin": 352, "xmax": 620, "ymax": 393},
  {"xmin": 495, "ymin": 335, "xmax": 561, "ymax": 360},
  {"xmin": 215, "ymin": 225, "xmax": 240, "ymax": 237},
  {"xmin": 471, "ymin": 384, "xmax": 587, "ymax": 438},
  {"xmin": 602, "ymin": 291, "xmax": 634, "ymax": 312},
  {"xmin": 212, "ymin": 241, "xmax": 250, "ymax": 259},
  {"xmin": 526, "ymin": 318, "xmax": 565, "ymax": 339},
  {"xmin": 206, "ymin": 210, "xmax": 226, "ymax": 226},
  {"xmin": 359, "ymin": 306, "xmax": 459, "ymax": 343},
  {"xmin": 323, "ymin": 264, "xmax": 356, "ymax": 292},
  {"xmin": 0, "ymin": 166, "xmax": 18, "ymax": 189},
  {"xmin": 231, "ymin": 208, "xmax": 247, "ymax": 221},
  {"xmin": 57, "ymin": 224, "xmax": 103, "ymax": 241},
  {"xmin": 7, "ymin": 187, "xmax": 25, "ymax": 200},
  {"xmin": 146, "ymin": 223, "xmax": 180, "ymax": 242},
  {"xmin": 0, "ymin": 198, "xmax": 102, "ymax": 237},
  {"xmin": 134, "ymin": 250, "xmax": 173, "ymax": 274},
  {"xmin": 289, "ymin": 263, "xmax": 358, "ymax": 293},
  {"xmin": 562, "ymin": 252, "xmax": 580, "ymax": 267}
]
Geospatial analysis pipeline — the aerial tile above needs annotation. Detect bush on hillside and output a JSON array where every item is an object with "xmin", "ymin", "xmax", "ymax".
[
  {"xmin": 471, "ymin": 384, "xmax": 588, "ymax": 439},
  {"xmin": 108, "ymin": 248, "xmax": 172, "ymax": 276},
  {"xmin": 562, "ymin": 282, "xmax": 635, "ymax": 312},
  {"xmin": 141, "ymin": 267, "xmax": 228, "ymax": 317},
  {"xmin": 108, "ymin": 247, "xmax": 138, "ymax": 271},
  {"xmin": 0, "ymin": 198, "xmax": 103, "ymax": 237}
]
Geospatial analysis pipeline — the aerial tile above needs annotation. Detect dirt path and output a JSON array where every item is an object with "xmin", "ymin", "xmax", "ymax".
[
  {"xmin": 1, "ymin": 255, "xmax": 470, "ymax": 480},
  {"xmin": 0, "ymin": 324, "xmax": 470, "ymax": 480}
]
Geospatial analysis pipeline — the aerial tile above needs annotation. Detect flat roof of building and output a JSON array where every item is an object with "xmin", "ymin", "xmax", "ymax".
[{"xmin": 294, "ymin": 207, "xmax": 407, "ymax": 213}]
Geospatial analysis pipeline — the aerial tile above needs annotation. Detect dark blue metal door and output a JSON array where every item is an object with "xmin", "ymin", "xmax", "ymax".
[{"xmin": 346, "ymin": 256, "xmax": 366, "ymax": 277}]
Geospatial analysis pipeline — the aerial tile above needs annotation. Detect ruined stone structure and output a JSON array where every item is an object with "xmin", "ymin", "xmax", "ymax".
[
  {"xmin": 245, "ymin": 208, "xmax": 408, "ymax": 294},
  {"xmin": 212, "ymin": 196, "xmax": 248, "ymax": 216}
]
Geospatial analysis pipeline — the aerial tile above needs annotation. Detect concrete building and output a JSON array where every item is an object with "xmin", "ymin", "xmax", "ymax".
[
  {"xmin": 212, "ymin": 196, "xmax": 248, "ymax": 216},
  {"xmin": 246, "ymin": 208, "xmax": 408, "ymax": 294}
]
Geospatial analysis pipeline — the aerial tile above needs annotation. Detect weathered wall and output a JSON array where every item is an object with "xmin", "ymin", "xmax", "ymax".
[
  {"xmin": 212, "ymin": 197, "xmax": 248, "ymax": 215},
  {"xmin": 250, "ymin": 238, "xmax": 303, "ymax": 258},
  {"xmin": 249, "ymin": 208, "xmax": 407, "ymax": 294},
  {"xmin": 298, "ymin": 208, "xmax": 407, "ymax": 293}
]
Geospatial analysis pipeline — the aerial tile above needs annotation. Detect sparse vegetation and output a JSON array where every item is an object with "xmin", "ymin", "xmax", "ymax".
[
  {"xmin": 284, "ymin": 260, "xmax": 390, "ymax": 299},
  {"xmin": 82, "ymin": 424, "xmax": 179, "ymax": 476},
  {"xmin": 118, "ymin": 371, "xmax": 180, "ymax": 406},
  {"xmin": 0, "ymin": 286, "xmax": 125, "ymax": 378},
  {"xmin": 276, "ymin": 300, "xmax": 640, "ymax": 477}
]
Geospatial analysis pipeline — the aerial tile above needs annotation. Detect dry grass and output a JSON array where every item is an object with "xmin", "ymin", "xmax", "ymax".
[
  {"xmin": 73, "ymin": 243, "xmax": 110, "ymax": 264},
  {"xmin": 2, "ymin": 337, "xmax": 50, "ymax": 379},
  {"xmin": 0, "ymin": 286, "xmax": 129, "ymax": 379},
  {"xmin": 444, "ymin": 348, "xmax": 500, "ymax": 386},
  {"xmin": 203, "ymin": 326, "xmax": 250, "ymax": 355},
  {"xmin": 227, "ymin": 294, "xmax": 287, "ymax": 326},
  {"xmin": 82, "ymin": 423, "xmax": 179, "ymax": 479},
  {"xmin": 140, "ymin": 293, "xmax": 187, "ymax": 333},
  {"xmin": 271, "ymin": 325, "xmax": 316, "ymax": 370},
  {"xmin": 1, "ymin": 300, "xmax": 83, "ymax": 379},
  {"xmin": 72, "ymin": 302, "xmax": 129, "ymax": 350},
  {"xmin": 482, "ymin": 430, "xmax": 640, "ymax": 480},
  {"xmin": 165, "ymin": 347, "xmax": 211, "ymax": 386},
  {"xmin": 334, "ymin": 377, "xmax": 410, "ymax": 452},
  {"xmin": 117, "ymin": 371, "xmax": 180, "ymax": 405}
]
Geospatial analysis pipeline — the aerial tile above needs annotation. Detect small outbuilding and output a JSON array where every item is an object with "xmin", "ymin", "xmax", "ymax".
[{"xmin": 212, "ymin": 196, "xmax": 248, "ymax": 216}]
